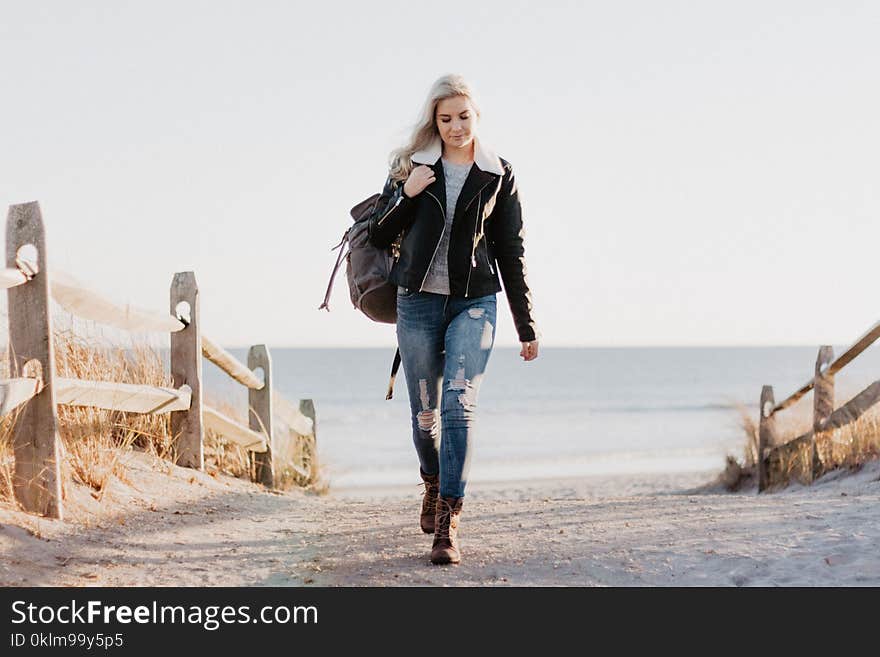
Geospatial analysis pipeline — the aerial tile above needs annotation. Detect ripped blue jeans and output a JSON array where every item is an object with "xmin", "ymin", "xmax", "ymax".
[{"xmin": 396, "ymin": 287, "xmax": 497, "ymax": 498}]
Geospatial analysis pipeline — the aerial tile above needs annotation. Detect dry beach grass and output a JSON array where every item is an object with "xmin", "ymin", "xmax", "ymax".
[
  {"xmin": 0, "ymin": 318, "xmax": 325, "ymax": 516},
  {"xmin": 723, "ymin": 397, "xmax": 880, "ymax": 491}
]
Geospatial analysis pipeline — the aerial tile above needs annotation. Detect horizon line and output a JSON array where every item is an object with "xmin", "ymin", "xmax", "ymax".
[{"xmin": 218, "ymin": 343, "xmax": 852, "ymax": 350}]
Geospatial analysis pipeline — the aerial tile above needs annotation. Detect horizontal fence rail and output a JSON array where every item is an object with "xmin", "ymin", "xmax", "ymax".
[
  {"xmin": 204, "ymin": 405, "xmax": 268, "ymax": 452},
  {"xmin": 771, "ymin": 320, "xmax": 880, "ymax": 414},
  {"xmin": 758, "ymin": 319, "xmax": 880, "ymax": 491},
  {"xmin": 4, "ymin": 201, "xmax": 318, "ymax": 519},
  {"xmin": 54, "ymin": 378, "xmax": 193, "ymax": 414},
  {"xmin": 51, "ymin": 270, "xmax": 186, "ymax": 334},
  {"xmin": 274, "ymin": 393, "xmax": 315, "ymax": 437},
  {"xmin": 0, "ymin": 268, "xmax": 31, "ymax": 290},
  {"xmin": 201, "ymin": 335, "xmax": 264, "ymax": 390},
  {"xmin": 0, "ymin": 377, "xmax": 193, "ymax": 415},
  {"xmin": 0, "ymin": 377, "xmax": 41, "ymax": 415}
]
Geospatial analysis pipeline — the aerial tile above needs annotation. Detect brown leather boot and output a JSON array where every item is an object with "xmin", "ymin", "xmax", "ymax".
[
  {"xmin": 430, "ymin": 496, "xmax": 463, "ymax": 565},
  {"xmin": 419, "ymin": 469, "xmax": 439, "ymax": 534}
]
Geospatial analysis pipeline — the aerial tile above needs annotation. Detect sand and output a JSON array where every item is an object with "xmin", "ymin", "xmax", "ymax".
[{"xmin": 2, "ymin": 450, "xmax": 879, "ymax": 587}]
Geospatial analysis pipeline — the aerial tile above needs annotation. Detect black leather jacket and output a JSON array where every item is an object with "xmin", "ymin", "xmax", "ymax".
[{"xmin": 367, "ymin": 156, "xmax": 538, "ymax": 343}]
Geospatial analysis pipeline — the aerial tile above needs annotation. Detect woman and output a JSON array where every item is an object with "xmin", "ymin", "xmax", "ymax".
[{"xmin": 367, "ymin": 74, "xmax": 539, "ymax": 565}]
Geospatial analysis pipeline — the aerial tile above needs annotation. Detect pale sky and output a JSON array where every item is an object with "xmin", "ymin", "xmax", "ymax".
[{"xmin": 2, "ymin": 1, "xmax": 878, "ymax": 347}]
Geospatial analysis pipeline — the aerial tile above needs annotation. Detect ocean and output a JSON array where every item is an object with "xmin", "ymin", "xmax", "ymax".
[{"xmin": 203, "ymin": 346, "xmax": 880, "ymax": 490}]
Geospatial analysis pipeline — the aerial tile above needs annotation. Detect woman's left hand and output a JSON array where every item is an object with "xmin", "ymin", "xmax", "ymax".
[{"xmin": 520, "ymin": 340, "xmax": 539, "ymax": 362}]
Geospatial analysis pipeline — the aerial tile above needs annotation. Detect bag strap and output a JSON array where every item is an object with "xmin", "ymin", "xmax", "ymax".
[
  {"xmin": 385, "ymin": 347, "xmax": 401, "ymax": 400},
  {"xmin": 318, "ymin": 229, "xmax": 350, "ymax": 311}
]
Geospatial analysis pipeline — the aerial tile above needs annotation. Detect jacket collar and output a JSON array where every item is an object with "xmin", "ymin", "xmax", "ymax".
[{"xmin": 411, "ymin": 136, "xmax": 504, "ymax": 176}]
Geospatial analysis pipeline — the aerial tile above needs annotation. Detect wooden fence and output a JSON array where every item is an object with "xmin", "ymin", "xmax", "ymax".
[
  {"xmin": 1, "ymin": 201, "xmax": 317, "ymax": 519},
  {"xmin": 758, "ymin": 320, "xmax": 880, "ymax": 491}
]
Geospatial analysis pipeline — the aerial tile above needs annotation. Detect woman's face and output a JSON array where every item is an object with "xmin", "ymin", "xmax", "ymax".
[{"xmin": 435, "ymin": 95, "xmax": 476, "ymax": 151}]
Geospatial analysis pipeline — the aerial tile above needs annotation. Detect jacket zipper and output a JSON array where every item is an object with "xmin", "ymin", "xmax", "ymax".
[
  {"xmin": 418, "ymin": 190, "xmax": 446, "ymax": 292},
  {"xmin": 463, "ymin": 179, "xmax": 496, "ymax": 296},
  {"xmin": 464, "ymin": 191, "xmax": 482, "ymax": 297},
  {"xmin": 376, "ymin": 193, "xmax": 403, "ymax": 226}
]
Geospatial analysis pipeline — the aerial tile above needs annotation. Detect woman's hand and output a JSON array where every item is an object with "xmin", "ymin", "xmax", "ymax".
[
  {"xmin": 520, "ymin": 340, "xmax": 539, "ymax": 362},
  {"xmin": 403, "ymin": 165, "xmax": 436, "ymax": 198}
]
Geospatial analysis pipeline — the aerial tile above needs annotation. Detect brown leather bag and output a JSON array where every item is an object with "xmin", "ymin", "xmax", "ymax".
[
  {"xmin": 319, "ymin": 194, "xmax": 398, "ymax": 323},
  {"xmin": 319, "ymin": 194, "xmax": 402, "ymax": 398}
]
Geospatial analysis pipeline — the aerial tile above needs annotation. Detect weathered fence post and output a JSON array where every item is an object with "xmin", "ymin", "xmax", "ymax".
[
  {"xmin": 248, "ymin": 344, "xmax": 274, "ymax": 487},
  {"xmin": 300, "ymin": 399, "xmax": 317, "ymax": 438},
  {"xmin": 300, "ymin": 398, "xmax": 317, "ymax": 480},
  {"xmin": 811, "ymin": 345, "xmax": 834, "ymax": 480},
  {"xmin": 170, "ymin": 272, "xmax": 203, "ymax": 469},
  {"xmin": 758, "ymin": 385, "xmax": 776, "ymax": 492},
  {"xmin": 6, "ymin": 202, "xmax": 63, "ymax": 518}
]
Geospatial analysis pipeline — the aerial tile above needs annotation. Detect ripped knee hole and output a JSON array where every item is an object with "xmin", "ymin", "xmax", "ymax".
[{"xmin": 417, "ymin": 409, "xmax": 438, "ymax": 432}]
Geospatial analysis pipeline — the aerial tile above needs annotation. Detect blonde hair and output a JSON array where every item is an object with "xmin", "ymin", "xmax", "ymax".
[{"xmin": 388, "ymin": 74, "xmax": 481, "ymax": 184}]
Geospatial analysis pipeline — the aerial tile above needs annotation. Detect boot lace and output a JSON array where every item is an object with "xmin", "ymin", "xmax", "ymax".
[
  {"xmin": 434, "ymin": 499, "xmax": 457, "ymax": 541},
  {"xmin": 420, "ymin": 479, "xmax": 439, "ymax": 515}
]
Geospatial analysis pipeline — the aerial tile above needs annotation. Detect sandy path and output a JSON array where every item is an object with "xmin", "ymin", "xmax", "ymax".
[{"xmin": 2, "ymin": 452, "xmax": 879, "ymax": 587}]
